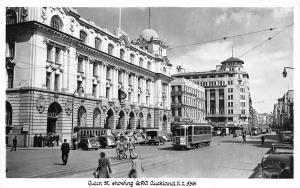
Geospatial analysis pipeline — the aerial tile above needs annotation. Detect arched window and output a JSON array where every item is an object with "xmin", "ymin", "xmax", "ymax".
[
  {"xmin": 130, "ymin": 54, "xmax": 135, "ymax": 64},
  {"xmin": 50, "ymin": 15, "xmax": 63, "ymax": 31},
  {"xmin": 78, "ymin": 106, "xmax": 86, "ymax": 127},
  {"xmin": 108, "ymin": 43, "xmax": 114, "ymax": 55},
  {"xmin": 147, "ymin": 62, "xmax": 151, "ymax": 70},
  {"xmin": 80, "ymin": 30, "xmax": 87, "ymax": 44},
  {"xmin": 159, "ymin": 47, "xmax": 163, "ymax": 55},
  {"xmin": 95, "ymin": 38, "xmax": 101, "ymax": 50},
  {"xmin": 6, "ymin": 10, "xmax": 17, "ymax": 25},
  {"xmin": 120, "ymin": 49, "xmax": 125, "ymax": 60},
  {"xmin": 93, "ymin": 108, "xmax": 101, "ymax": 127},
  {"xmin": 139, "ymin": 58, "xmax": 143, "ymax": 67}
]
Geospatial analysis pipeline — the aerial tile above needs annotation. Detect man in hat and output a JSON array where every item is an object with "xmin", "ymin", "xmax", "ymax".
[{"xmin": 61, "ymin": 139, "xmax": 70, "ymax": 165}]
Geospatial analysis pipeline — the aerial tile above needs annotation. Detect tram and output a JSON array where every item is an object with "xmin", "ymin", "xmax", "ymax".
[{"xmin": 172, "ymin": 122, "xmax": 212, "ymax": 149}]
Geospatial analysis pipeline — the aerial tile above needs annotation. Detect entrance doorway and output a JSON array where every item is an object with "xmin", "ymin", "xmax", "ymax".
[{"xmin": 47, "ymin": 102, "xmax": 62, "ymax": 134}]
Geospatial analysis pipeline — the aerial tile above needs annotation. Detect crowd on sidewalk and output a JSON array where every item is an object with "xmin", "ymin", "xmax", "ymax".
[{"xmin": 33, "ymin": 133, "xmax": 60, "ymax": 147}]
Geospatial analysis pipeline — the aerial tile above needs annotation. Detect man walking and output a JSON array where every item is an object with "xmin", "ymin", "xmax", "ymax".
[
  {"xmin": 128, "ymin": 138, "xmax": 136, "ymax": 158},
  {"xmin": 242, "ymin": 132, "xmax": 246, "ymax": 144},
  {"xmin": 11, "ymin": 136, "xmax": 17, "ymax": 151},
  {"xmin": 61, "ymin": 139, "xmax": 70, "ymax": 165}
]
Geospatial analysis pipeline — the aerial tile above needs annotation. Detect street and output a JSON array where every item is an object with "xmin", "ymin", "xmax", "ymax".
[{"xmin": 6, "ymin": 134, "xmax": 279, "ymax": 178}]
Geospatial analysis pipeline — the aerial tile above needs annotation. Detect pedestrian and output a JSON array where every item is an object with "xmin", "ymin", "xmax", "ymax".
[
  {"xmin": 56, "ymin": 135, "xmax": 60, "ymax": 146},
  {"xmin": 11, "ymin": 136, "xmax": 17, "ymax": 151},
  {"xmin": 279, "ymin": 162, "xmax": 290, "ymax": 178},
  {"xmin": 128, "ymin": 155, "xmax": 144, "ymax": 178},
  {"xmin": 123, "ymin": 138, "xmax": 128, "ymax": 155},
  {"xmin": 61, "ymin": 139, "xmax": 70, "ymax": 165},
  {"xmin": 242, "ymin": 133, "xmax": 246, "ymax": 144},
  {"xmin": 97, "ymin": 152, "xmax": 112, "ymax": 178},
  {"xmin": 72, "ymin": 137, "xmax": 77, "ymax": 150},
  {"xmin": 38, "ymin": 134, "xmax": 43, "ymax": 147},
  {"xmin": 261, "ymin": 135, "xmax": 265, "ymax": 145},
  {"xmin": 128, "ymin": 138, "xmax": 135, "ymax": 158},
  {"xmin": 34, "ymin": 134, "xmax": 38, "ymax": 147},
  {"xmin": 116, "ymin": 139, "xmax": 121, "ymax": 159}
]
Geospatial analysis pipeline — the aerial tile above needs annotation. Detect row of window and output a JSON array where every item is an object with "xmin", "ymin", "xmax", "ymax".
[
  {"xmin": 171, "ymin": 85, "xmax": 204, "ymax": 98},
  {"xmin": 228, "ymin": 88, "xmax": 234, "ymax": 93},
  {"xmin": 172, "ymin": 107, "xmax": 204, "ymax": 120}
]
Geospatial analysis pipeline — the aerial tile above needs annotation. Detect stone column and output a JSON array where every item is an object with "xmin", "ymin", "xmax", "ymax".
[
  {"xmin": 102, "ymin": 63, "xmax": 107, "ymax": 98},
  {"xmin": 112, "ymin": 67, "xmax": 119, "ymax": 100},
  {"xmin": 207, "ymin": 89, "xmax": 210, "ymax": 115},
  {"xmin": 216, "ymin": 89, "xmax": 219, "ymax": 114},
  {"xmin": 62, "ymin": 48, "xmax": 67, "ymax": 91},
  {"xmin": 133, "ymin": 74, "xmax": 138, "ymax": 104},
  {"xmin": 123, "ymin": 71, "xmax": 129, "ymax": 101}
]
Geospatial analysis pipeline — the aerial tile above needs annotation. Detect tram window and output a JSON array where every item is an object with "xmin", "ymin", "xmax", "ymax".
[
  {"xmin": 174, "ymin": 128, "xmax": 180, "ymax": 136},
  {"xmin": 180, "ymin": 128, "xmax": 185, "ymax": 136},
  {"xmin": 188, "ymin": 126, "xmax": 193, "ymax": 135}
]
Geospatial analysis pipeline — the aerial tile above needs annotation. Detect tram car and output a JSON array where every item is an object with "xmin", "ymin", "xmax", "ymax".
[{"xmin": 172, "ymin": 122, "xmax": 212, "ymax": 149}]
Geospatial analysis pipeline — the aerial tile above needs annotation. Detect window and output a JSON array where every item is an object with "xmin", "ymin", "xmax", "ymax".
[
  {"xmin": 50, "ymin": 15, "xmax": 63, "ymax": 31},
  {"xmin": 146, "ymin": 96, "xmax": 149, "ymax": 105},
  {"xmin": 77, "ymin": 81, "xmax": 83, "ymax": 96},
  {"xmin": 106, "ymin": 88, "xmax": 110, "ymax": 99},
  {"xmin": 6, "ymin": 10, "xmax": 17, "ymax": 24},
  {"xmin": 120, "ymin": 49, "xmax": 125, "ymax": 60},
  {"xmin": 129, "ymin": 74, "xmax": 133, "ymax": 85},
  {"xmin": 47, "ymin": 45, "xmax": 53, "ymax": 62},
  {"xmin": 138, "ymin": 94, "xmax": 141, "ymax": 104},
  {"xmin": 78, "ymin": 57, "xmax": 83, "ymax": 72},
  {"xmin": 139, "ymin": 58, "xmax": 143, "ymax": 67},
  {"xmin": 54, "ymin": 74, "xmax": 59, "ymax": 91},
  {"xmin": 46, "ymin": 72, "xmax": 51, "ymax": 90},
  {"xmin": 130, "ymin": 54, "xmax": 135, "ymax": 64},
  {"xmin": 55, "ymin": 48, "xmax": 61, "ymax": 64},
  {"xmin": 147, "ymin": 62, "xmax": 151, "ymax": 70},
  {"xmin": 146, "ymin": 80, "xmax": 150, "ymax": 90},
  {"xmin": 92, "ymin": 84, "xmax": 97, "ymax": 98},
  {"xmin": 80, "ymin": 30, "xmax": 87, "ymax": 44},
  {"xmin": 95, "ymin": 38, "xmax": 101, "ymax": 50},
  {"xmin": 108, "ymin": 44, "xmax": 114, "ymax": 55},
  {"xmin": 8, "ymin": 41, "xmax": 15, "ymax": 58},
  {"xmin": 7, "ymin": 66, "xmax": 14, "ymax": 89},
  {"xmin": 93, "ymin": 64, "xmax": 98, "ymax": 76}
]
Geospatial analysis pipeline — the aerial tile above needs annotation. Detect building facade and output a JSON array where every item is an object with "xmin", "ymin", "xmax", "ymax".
[
  {"xmin": 172, "ymin": 57, "xmax": 251, "ymax": 132},
  {"xmin": 5, "ymin": 7, "xmax": 173, "ymax": 147},
  {"xmin": 170, "ymin": 78, "xmax": 206, "ymax": 123},
  {"xmin": 273, "ymin": 90, "xmax": 294, "ymax": 131}
]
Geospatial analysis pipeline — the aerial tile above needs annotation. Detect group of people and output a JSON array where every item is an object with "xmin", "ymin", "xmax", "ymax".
[
  {"xmin": 33, "ymin": 133, "xmax": 60, "ymax": 147},
  {"xmin": 93, "ymin": 151, "xmax": 144, "ymax": 178},
  {"xmin": 116, "ymin": 137, "xmax": 136, "ymax": 160}
]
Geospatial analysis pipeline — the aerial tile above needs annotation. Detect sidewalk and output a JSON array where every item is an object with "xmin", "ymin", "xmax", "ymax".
[{"xmin": 6, "ymin": 146, "xmax": 61, "ymax": 151}]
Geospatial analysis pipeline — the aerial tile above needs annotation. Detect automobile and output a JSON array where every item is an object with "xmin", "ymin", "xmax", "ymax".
[
  {"xmin": 280, "ymin": 131, "xmax": 293, "ymax": 144},
  {"xmin": 98, "ymin": 135, "xmax": 117, "ymax": 148},
  {"xmin": 78, "ymin": 137, "xmax": 101, "ymax": 150},
  {"xmin": 145, "ymin": 130, "xmax": 165, "ymax": 145},
  {"xmin": 261, "ymin": 154, "xmax": 293, "ymax": 178},
  {"xmin": 271, "ymin": 143, "xmax": 293, "ymax": 154},
  {"xmin": 133, "ymin": 134, "xmax": 145, "ymax": 144},
  {"xmin": 162, "ymin": 133, "xmax": 172, "ymax": 142},
  {"xmin": 235, "ymin": 130, "xmax": 242, "ymax": 137}
]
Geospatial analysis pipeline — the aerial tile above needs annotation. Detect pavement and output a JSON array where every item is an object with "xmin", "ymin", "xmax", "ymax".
[{"xmin": 5, "ymin": 133, "xmax": 280, "ymax": 178}]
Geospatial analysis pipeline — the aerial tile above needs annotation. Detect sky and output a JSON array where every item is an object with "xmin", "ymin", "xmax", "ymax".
[{"xmin": 77, "ymin": 7, "xmax": 294, "ymax": 114}]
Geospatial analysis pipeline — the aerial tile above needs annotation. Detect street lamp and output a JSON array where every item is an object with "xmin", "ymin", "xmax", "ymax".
[
  {"xmin": 71, "ymin": 87, "xmax": 84, "ymax": 138},
  {"xmin": 282, "ymin": 67, "xmax": 294, "ymax": 78}
]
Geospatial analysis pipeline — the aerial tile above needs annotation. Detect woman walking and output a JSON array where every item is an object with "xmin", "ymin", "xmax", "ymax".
[
  {"xmin": 97, "ymin": 152, "xmax": 112, "ymax": 178},
  {"xmin": 128, "ymin": 155, "xmax": 145, "ymax": 178}
]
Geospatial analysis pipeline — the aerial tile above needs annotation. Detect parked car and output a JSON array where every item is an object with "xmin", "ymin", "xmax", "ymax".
[
  {"xmin": 145, "ymin": 130, "xmax": 165, "ymax": 145},
  {"xmin": 78, "ymin": 137, "xmax": 101, "ymax": 150},
  {"xmin": 98, "ymin": 136, "xmax": 117, "ymax": 148},
  {"xmin": 271, "ymin": 143, "xmax": 293, "ymax": 154},
  {"xmin": 162, "ymin": 133, "xmax": 172, "ymax": 142},
  {"xmin": 280, "ymin": 131, "xmax": 293, "ymax": 144},
  {"xmin": 133, "ymin": 134, "xmax": 145, "ymax": 144},
  {"xmin": 261, "ymin": 154, "xmax": 293, "ymax": 178}
]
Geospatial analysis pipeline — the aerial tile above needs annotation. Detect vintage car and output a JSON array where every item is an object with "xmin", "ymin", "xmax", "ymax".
[
  {"xmin": 98, "ymin": 135, "xmax": 117, "ymax": 148},
  {"xmin": 280, "ymin": 131, "xmax": 293, "ymax": 144},
  {"xmin": 133, "ymin": 134, "xmax": 146, "ymax": 144},
  {"xmin": 145, "ymin": 130, "xmax": 165, "ymax": 145},
  {"xmin": 78, "ymin": 137, "xmax": 101, "ymax": 150},
  {"xmin": 271, "ymin": 143, "xmax": 293, "ymax": 154},
  {"xmin": 261, "ymin": 154, "xmax": 293, "ymax": 178}
]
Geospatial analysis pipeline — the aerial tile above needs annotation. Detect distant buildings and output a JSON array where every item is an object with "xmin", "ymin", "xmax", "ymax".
[
  {"xmin": 273, "ymin": 90, "xmax": 294, "ymax": 131},
  {"xmin": 172, "ymin": 57, "xmax": 252, "ymax": 132},
  {"xmin": 5, "ymin": 7, "xmax": 173, "ymax": 147},
  {"xmin": 170, "ymin": 78, "xmax": 206, "ymax": 123}
]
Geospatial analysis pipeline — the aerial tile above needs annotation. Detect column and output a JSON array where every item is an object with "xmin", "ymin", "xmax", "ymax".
[
  {"xmin": 102, "ymin": 63, "xmax": 107, "ymax": 98},
  {"xmin": 142, "ymin": 78, "xmax": 147, "ymax": 105},
  {"xmin": 207, "ymin": 89, "xmax": 210, "ymax": 115},
  {"xmin": 123, "ymin": 71, "xmax": 129, "ymax": 101},
  {"xmin": 51, "ymin": 46, "xmax": 55, "ymax": 62},
  {"xmin": 113, "ymin": 68, "xmax": 119, "ymax": 100},
  {"xmin": 216, "ymin": 89, "xmax": 219, "ymax": 114},
  {"xmin": 88, "ymin": 59, "xmax": 93, "ymax": 96},
  {"xmin": 133, "ymin": 74, "xmax": 138, "ymax": 104},
  {"xmin": 50, "ymin": 71, "xmax": 54, "ymax": 90},
  {"xmin": 62, "ymin": 48, "xmax": 68, "ymax": 91}
]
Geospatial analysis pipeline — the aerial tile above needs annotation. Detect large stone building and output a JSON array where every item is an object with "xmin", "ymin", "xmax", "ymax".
[
  {"xmin": 5, "ymin": 7, "xmax": 173, "ymax": 147},
  {"xmin": 171, "ymin": 78, "xmax": 206, "ymax": 123},
  {"xmin": 172, "ymin": 57, "xmax": 251, "ymax": 132},
  {"xmin": 273, "ymin": 90, "xmax": 294, "ymax": 131}
]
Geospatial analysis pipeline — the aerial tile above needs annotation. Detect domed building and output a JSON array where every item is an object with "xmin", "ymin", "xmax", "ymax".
[{"xmin": 5, "ymin": 7, "xmax": 173, "ymax": 147}]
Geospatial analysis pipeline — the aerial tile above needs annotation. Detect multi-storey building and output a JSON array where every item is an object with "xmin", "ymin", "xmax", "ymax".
[
  {"xmin": 274, "ymin": 90, "xmax": 294, "ymax": 131},
  {"xmin": 170, "ymin": 78, "xmax": 206, "ymax": 123},
  {"xmin": 5, "ymin": 7, "xmax": 173, "ymax": 147},
  {"xmin": 172, "ymin": 57, "xmax": 251, "ymax": 132}
]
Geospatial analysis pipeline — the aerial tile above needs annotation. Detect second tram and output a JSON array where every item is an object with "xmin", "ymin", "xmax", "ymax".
[{"xmin": 172, "ymin": 122, "xmax": 212, "ymax": 149}]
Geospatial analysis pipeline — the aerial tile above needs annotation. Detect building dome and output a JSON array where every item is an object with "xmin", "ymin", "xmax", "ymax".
[
  {"xmin": 221, "ymin": 57, "xmax": 244, "ymax": 64},
  {"xmin": 139, "ymin": 29, "xmax": 160, "ymax": 41}
]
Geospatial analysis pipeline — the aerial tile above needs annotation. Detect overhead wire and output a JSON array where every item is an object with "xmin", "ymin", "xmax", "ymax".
[{"xmin": 168, "ymin": 23, "xmax": 293, "ymax": 50}]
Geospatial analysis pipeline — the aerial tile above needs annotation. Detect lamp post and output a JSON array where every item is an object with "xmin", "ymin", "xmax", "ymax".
[
  {"xmin": 282, "ymin": 67, "xmax": 294, "ymax": 78},
  {"xmin": 71, "ymin": 87, "xmax": 84, "ymax": 139}
]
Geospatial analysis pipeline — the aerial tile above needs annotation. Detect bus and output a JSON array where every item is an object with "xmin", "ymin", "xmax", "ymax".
[{"xmin": 172, "ymin": 122, "xmax": 212, "ymax": 149}]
